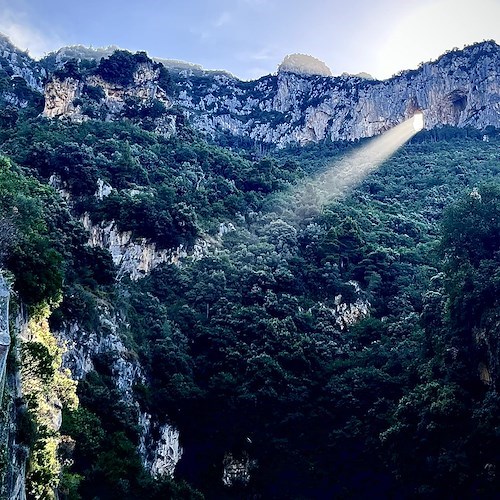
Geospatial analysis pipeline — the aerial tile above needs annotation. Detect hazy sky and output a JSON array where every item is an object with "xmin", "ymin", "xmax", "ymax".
[{"xmin": 1, "ymin": 0, "xmax": 499, "ymax": 80}]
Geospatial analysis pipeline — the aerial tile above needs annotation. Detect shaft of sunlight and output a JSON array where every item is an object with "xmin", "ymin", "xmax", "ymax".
[{"xmin": 274, "ymin": 115, "xmax": 423, "ymax": 222}]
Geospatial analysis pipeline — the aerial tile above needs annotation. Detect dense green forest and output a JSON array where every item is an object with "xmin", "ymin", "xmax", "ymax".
[{"xmin": 0, "ymin": 52, "xmax": 499, "ymax": 499}]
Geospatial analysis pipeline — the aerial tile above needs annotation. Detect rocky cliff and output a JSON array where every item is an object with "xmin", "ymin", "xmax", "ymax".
[
  {"xmin": 57, "ymin": 308, "xmax": 183, "ymax": 478},
  {"xmin": 43, "ymin": 60, "xmax": 172, "ymax": 124},
  {"xmin": 2, "ymin": 37, "xmax": 497, "ymax": 145},
  {"xmin": 0, "ymin": 35, "xmax": 46, "ymax": 110},
  {"xmin": 81, "ymin": 213, "xmax": 231, "ymax": 280},
  {"xmin": 175, "ymin": 41, "xmax": 500, "ymax": 146},
  {"xmin": 0, "ymin": 35, "xmax": 45, "ymax": 93}
]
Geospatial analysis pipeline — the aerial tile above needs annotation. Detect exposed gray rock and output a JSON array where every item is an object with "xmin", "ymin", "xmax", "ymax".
[
  {"xmin": 7, "ymin": 444, "xmax": 27, "ymax": 500},
  {"xmin": 42, "ymin": 61, "xmax": 172, "ymax": 122},
  {"xmin": 0, "ymin": 273, "xmax": 10, "ymax": 403},
  {"xmin": 48, "ymin": 174, "xmax": 71, "ymax": 201},
  {"xmin": 0, "ymin": 275, "xmax": 24, "ymax": 500},
  {"xmin": 57, "ymin": 299, "xmax": 183, "ymax": 478},
  {"xmin": 95, "ymin": 178, "xmax": 112, "ymax": 200},
  {"xmin": 176, "ymin": 41, "xmax": 500, "ymax": 147},
  {"xmin": 43, "ymin": 77, "xmax": 83, "ymax": 119},
  {"xmin": 314, "ymin": 281, "xmax": 370, "ymax": 332},
  {"xmin": 222, "ymin": 452, "xmax": 255, "ymax": 487},
  {"xmin": 278, "ymin": 53, "xmax": 332, "ymax": 77},
  {"xmin": 3, "ymin": 37, "xmax": 499, "ymax": 146},
  {"xmin": 36, "ymin": 41, "xmax": 500, "ymax": 145},
  {"xmin": 333, "ymin": 281, "xmax": 371, "ymax": 330},
  {"xmin": 0, "ymin": 34, "xmax": 45, "ymax": 93},
  {"xmin": 82, "ymin": 214, "xmax": 232, "ymax": 280},
  {"xmin": 139, "ymin": 413, "xmax": 182, "ymax": 478},
  {"xmin": 44, "ymin": 44, "xmax": 211, "ymax": 75},
  {"xmin": 59, "ymin": 313, "xmax": 142, "ymax": 404},
  {"xmin": 153, "ymin": 113, "xmax": 177, "ymax": 138}
]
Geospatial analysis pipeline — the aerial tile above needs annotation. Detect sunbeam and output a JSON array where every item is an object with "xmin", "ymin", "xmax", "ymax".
[{"xmin": 273, "ymin": 115, "xmax": 424, "ymax": 222}]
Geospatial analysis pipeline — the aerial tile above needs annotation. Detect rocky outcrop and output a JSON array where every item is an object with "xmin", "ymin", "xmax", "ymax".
[
  {"xmin": 3, "ymin": 36, "xmax": 499, "ymax": 144},
  {"xmin": 42, "ymin": 61, "xmax": 172, "ymax": 124},
  {"xmin": 58, "ymin": 216, "xmax": 232, "ymax": 477},
  {"xmin": 95, "ymin": 178, "xmax": 112, "ymax": 200},
  {"xmin": 0, "ymin": 34, "xmax": 45, "ymax": 110},
  {"xmin": 0, "ymin": 34, "xmax": 45, "ymax": 93},
  {"xmin": 333, "ymin": 281, "xmax": 371, "ymax": 330},
  {"xmin": 139, "ymin": 414, "xmax": 182, "ymax": 478},
  {"xmin": 314, "ymin": 281, "xmax": 370, "ymax": 333},
  {"xmin": 0, "ymin": 274, "xmax": 10, "ymax": 403},
  {"xmin": 82, "ymin": 216, "xmax": 205, "ymax": 279},
  {"xmin": 43, "ymin": 77, "xmax": 82, "ymax": 119},
  {"xmin": 30, "ymin": 40, "xmax": 500, "ymax": 145},
  {"xmin": 82, "ymin": 214, "xmax": 233, "ymax": 280},
  {"xmin": 60, "ymin": 315, "xmax": 137, "ymax": 383},
  {"xmin": 222, "ymin": 452, "xmax": 255, "ymax": 487},
  {"xmin": 176, "ymin": 41, "xmax": 500, "ymax": 146},
  {"xmin": 0, "ymin": 275, "xmax": 25, "ymax": 500},
  {"xmin": 278, "ymin": 53, "xmax": 332, "ymax": 77},
  {"xmin": 44, "ymin": 44, "xmax": 208, "ymax": 75},
  {"xmin": 58, "ymin": 306, "xmax": 183, "ymax": 477}
]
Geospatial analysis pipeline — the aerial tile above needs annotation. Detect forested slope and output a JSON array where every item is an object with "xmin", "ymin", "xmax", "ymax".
[{"xmin": 0, "ymin": 48, "xmax": 499, "ymax": 499}]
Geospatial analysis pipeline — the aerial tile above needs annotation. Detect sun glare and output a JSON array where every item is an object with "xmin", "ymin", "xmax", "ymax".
[{"xmin": 413, "ymin": 111, "xmax": 424, "ymax": 132}]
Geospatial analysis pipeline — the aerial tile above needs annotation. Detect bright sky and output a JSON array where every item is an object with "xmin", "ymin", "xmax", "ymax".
[{"xmin": 0, "ymin": 0, "xmax": 499, "ymax": 80}]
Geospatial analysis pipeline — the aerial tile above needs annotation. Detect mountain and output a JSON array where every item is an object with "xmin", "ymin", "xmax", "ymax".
[
  {"xmin": 0, "ymin": 35, "xmax": 499, "ymax": 499},
  {"xmin": 277, "ymin": 53, "xmax": 333, "ymax": 76},
  {"xmin": 173, "ymin": 40, "xmax": 500, "ymax": 146},
  {"xmin": 0, "ymin": 34, "xmax": 46, "ymax": 92},
  {"xmin": 2, "ymin": 36, "xmax": 500, "ymax": 146},
  {"xmin": 42, "ymin": 44, "xmax": 211, "ymax": 75},
  {"xmin": 33, "ymin": 40, "xmax": 500, "ymax": 147}
]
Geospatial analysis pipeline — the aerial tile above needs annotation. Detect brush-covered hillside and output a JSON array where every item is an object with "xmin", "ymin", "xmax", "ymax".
[{"xmin": 0, "ymin": 40, "xmax": 499, "ymax": 499}]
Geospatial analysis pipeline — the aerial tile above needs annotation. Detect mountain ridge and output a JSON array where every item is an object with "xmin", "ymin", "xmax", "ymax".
[
  {"xmin": 172, "ymin": 39, "xmax": 500, "ymax": 146},
  {"xmin": 1, "ymin": 35, "xmax": 499, "ymax": 147}
]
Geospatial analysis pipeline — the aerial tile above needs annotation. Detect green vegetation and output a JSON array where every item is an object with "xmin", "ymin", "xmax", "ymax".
[
  {"xmin": 97, "ymin": 50, "xmax": 151, "ymax": 86},
  {"xmin": 118, "ymin": 135, "xmax": 499, "ymax": 498},
  {"xmin": 0, "ymin": 156, "xmax": 63, "ymax": 308},
  {"xmin": 20, "ymin": 308, "xmax": 78, "ymax": 499},
  {"xmin": 0, "ymin": 55, "xmax": 499, "ymax": 497},
  {"xmin": 0, "ymin": 118, "xmax": 302, "ymax": 250}
]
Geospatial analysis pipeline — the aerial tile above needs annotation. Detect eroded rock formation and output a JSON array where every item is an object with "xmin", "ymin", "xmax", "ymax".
[{"xmin": 175, "ymin": 41, "xmax": 500, "ymax": 146}]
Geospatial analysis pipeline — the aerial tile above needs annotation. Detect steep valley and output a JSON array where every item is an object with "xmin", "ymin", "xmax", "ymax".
[{"xmin": 0, "ymin": 37, "xmax": 498, "ymax": 499}]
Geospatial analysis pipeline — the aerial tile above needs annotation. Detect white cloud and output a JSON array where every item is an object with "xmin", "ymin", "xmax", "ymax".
[
  {"xmin": 0, "ymin": 10, "xmax": 64, "ymax": 58},
  {"xmin": 248, "ymin": 47, "xmax": 276, "ymax": 61},
  {"xmin": 214, "ymin": 11, "xmax": 232, "ymax": 28}
]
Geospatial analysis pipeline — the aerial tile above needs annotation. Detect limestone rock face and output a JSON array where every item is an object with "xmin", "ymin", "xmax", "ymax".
[
  {"xmin": 56, "ymin": 216, "xmax": 236, "ymax": 479},
  {"xmin": 139, "ymin": 414, "xmax": 183, "ymax": 478},
  {"xmin": 0, "ymin": 35, "xmax": 45, "ymax": 93},
  {"xmin": 315, "ymin": 281, "xmax": 371, "ymax": 334},
  {"xmin": 3, "ymin": 38, "xmax": 499, "ymax": 144},
  {"xmin": 57, "ymin": 304, "xmax": 141, "ymax": 392},
  {"xmin": 43, "ymin": 77, "xmax": 82, "ymax": 119},
  {"xmin": 333, "ymin": 281, "xmax": 371, "ymax": 330},
  {"xmin": 176, "ymin": 41, "xmax": 500, "ymax": 147},
  {"xmin": 36, "ymin": 40, "xmax": 500, "ymax": 145},
  {"xmin": 82, "ymin": 216, "xmax": 176, "ymax": 280},
  {"xmin": 0, "ymin": 34, "xmax": 45, "ymax": 109},
  {"xmin": 42, "ymin": 61, "xmax": 172, "ymax": 127},
  {"xmin": 222, "ymin": 452, "xmax": 254, "ymax": 487},
  {"xmin": 278, "ymin": 53, "xmax": 332, "ymax": 77},
  {"xmin": 58, "ymin": 307, "xmax": 183, "ymax": 477},
  {"xmin": 82, "ymin": 214, "xmax": 231, "ymax": 280}
]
